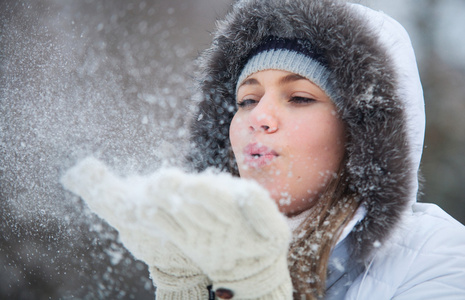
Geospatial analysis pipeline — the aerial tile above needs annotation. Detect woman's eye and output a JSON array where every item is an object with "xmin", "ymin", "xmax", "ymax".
[
  {"xmin": 237, "ymin": 99, "xmax": 258, "ymax": 108},
  {"xmin": 289, "ymin": 96, "xmax": 316, "ymax": 104}
]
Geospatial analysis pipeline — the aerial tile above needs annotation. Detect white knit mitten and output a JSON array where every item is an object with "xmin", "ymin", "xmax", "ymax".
[
  {"xmin": 137, "ymin": 168, "xmax": 293, "ymax": 299},
  {"xmin": 61, "ymin": 158, "xmax": 211, "ymax": 300}
]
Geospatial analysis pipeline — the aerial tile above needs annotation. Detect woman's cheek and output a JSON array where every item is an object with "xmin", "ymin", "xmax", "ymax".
[
  {"xmin": 229, "ymin": 114, "xmax": 241, "ymax": 147},
  {"xmin": 229, "ymin": 113, "xmax": 247, "ymax": 167}
]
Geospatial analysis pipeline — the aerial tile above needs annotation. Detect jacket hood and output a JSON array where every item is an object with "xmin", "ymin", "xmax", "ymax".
[{"xmin": 188, "ymin": 0, "xmax": 425, "ymax": 259}]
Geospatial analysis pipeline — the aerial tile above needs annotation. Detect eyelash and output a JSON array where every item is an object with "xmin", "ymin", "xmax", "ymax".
[
  {"xmin": 237, "ymin": 96, "xmax": 315, "ymax": 108},
  {"xmin": 237, "ymin": 99, "xmax": 257, "ymax": 108},
  {"xmin": 289, "ymin": 96, "xmax": 316, "ymax": 104}
]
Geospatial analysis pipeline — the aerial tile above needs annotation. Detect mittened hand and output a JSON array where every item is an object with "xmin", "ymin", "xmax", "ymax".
[
  {"xmin": 60, "ymin": 157, "xmax": 211, "ymax": 299},
  {"xmin": 62, "ymin": 157, "xmax": 292, "ymax": 299},
  {"xmin": 138, "ymin": 168, "xmax": 292, "ymax": 299}
]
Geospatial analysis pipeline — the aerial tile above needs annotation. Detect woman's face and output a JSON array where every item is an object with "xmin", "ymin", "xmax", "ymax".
[{"xmin": 230, "ymin": 70, "xmax": 346, "ymax": 216}]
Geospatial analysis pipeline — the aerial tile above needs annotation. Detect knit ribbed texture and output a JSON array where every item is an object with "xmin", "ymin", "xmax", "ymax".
[
  {"xmin": 212, "ymin": 255, "xmax": 292, "ymax": 299},
  {"xmin": 149, "ymin": 265, "xmax": 211, "ymax": 290},
  {"xmin": 151, "ymin": 266, "xmax": 211, "ymax": 300},
  {"xmin": 236, "ymin": 48, "xmax": 335, "ymax": 100},
  {"xmin": 154, "ymin": 286, "xmax": 209, "ymax": 300}
]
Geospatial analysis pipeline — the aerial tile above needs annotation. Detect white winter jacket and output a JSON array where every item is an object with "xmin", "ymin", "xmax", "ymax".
[
  {"xmin": 324, "ymin": 5, "xmax": 465, "ymax": 299},
  {"xmin": 320, "ymin": 203, "xmax": 465, "ymax": 299}
]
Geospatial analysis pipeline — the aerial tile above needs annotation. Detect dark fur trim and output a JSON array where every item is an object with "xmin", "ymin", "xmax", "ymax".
[{"xmin": 187, "ymin": 0, "xmax": 412, "ymax": 261}]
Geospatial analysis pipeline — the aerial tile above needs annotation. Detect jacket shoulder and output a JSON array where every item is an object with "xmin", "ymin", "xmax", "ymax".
[
  {"xmin": 345, "ymin": 203, "xmax": 465, "ymax": 299},
  {"xmin": 392, "ymin": 203, "xmax": 465, "ymax": 299}
]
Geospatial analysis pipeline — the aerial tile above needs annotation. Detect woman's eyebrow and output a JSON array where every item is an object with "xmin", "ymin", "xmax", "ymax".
[
  {"xmin": 239, "ymin": 73, "xmax": 307, "ymax": 89},
  {"xmin": 279, "ymin": 73, "xmax": 307, "ymax": 85},
  {"xmin": 238, "ymin": 78, "xmax": 259, "ymax": 88}
]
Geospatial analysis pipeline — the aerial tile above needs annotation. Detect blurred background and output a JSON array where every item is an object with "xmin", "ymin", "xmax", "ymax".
[{"xmin": 1, "ymin": 0, "xmax": 464, "ymax": 299}]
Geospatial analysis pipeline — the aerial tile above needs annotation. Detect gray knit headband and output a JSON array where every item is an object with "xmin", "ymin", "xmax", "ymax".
[{"xmin": 236, "ymin": 37, "xmax": 335, "ymax": 100}]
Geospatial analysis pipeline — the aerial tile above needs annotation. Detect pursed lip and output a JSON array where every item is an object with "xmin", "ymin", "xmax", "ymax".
[{"xmin": 243, "ymin": 143, "xmax": 279, "ymax": 168}]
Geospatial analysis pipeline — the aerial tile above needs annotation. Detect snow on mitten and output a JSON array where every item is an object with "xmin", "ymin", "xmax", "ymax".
[
  {"xmin": 138, "ymin": 168, "xmax": 293, "ymax": 300},
  {"xmin": 60, "ymin": 157, "xmax": 211, "ymax": 300}
]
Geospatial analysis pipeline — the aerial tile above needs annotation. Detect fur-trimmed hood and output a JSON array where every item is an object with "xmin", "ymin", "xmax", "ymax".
[{"xmin": 188, "ymin": 0, "xmax": 425, "ymax": 261}]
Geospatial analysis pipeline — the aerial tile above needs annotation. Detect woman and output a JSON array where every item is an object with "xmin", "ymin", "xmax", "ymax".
[
  {"xmin": 62, "ymin": 0, "xmax": 465, "ymax": 299},
  {"xmin": 189, "ymin": 0, "xmax": 465, "ymax": 297}
]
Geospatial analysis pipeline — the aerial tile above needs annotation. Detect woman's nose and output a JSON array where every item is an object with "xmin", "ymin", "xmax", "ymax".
[{"xmin": 248, "ymin": 99, "xmax": 279, "ymax": 133}]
